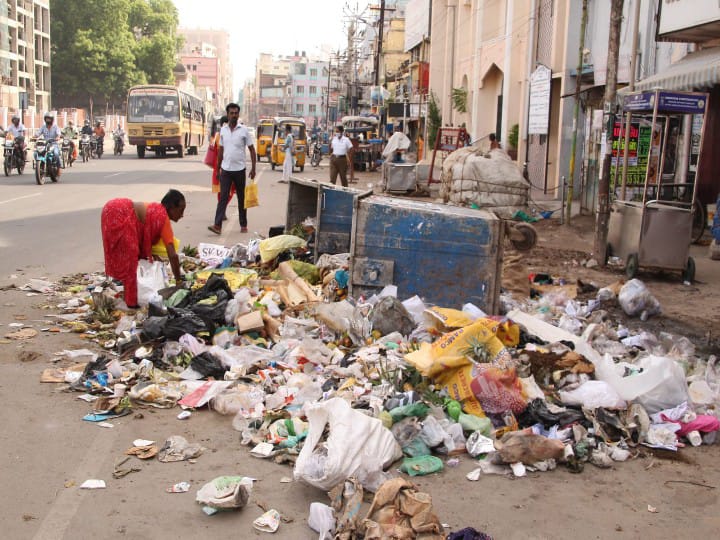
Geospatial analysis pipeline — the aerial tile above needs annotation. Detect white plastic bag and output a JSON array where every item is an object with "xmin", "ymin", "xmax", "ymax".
[
  {"xmin": 196, "ymin": 475, "xmax": 253, "ymax": 510},
  {"xmin": 308, "ymin": 502, "xmax": 336, "ymax": 540},
  {"xmin": 294, "ymin": 398, "xmax": 402, "ymax": 490},
  {"xmin": 558, "ymin": 380, "xmax": 626, "ymax": 409},
  {"xmin": 137, "ymin": 260, "xmax": 167, "ymax": 306},
  {"xmin": 618, "ymin": 279, "xmax": 661, "ymax": 319},
  {"xmin": 594, "ymin": 354, "xmax": 689, "ymax": 414}
]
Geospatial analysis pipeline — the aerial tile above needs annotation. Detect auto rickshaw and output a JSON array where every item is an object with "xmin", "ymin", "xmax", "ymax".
[
  {"xmin": 270, "ymin": 116, "xmax": 307, "ymax": 172},
  {"xmin": 255, "ymin": 118, "xmax": 274, "ymax": 162},
  {"xmin": 342, "ymin": 115, "xmax": 380, "ymax": 171}
]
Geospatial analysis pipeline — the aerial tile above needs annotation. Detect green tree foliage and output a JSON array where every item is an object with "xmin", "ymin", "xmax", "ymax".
[
  {"xmin": 51, "ymin": 0, "xmax": 180, "ymax": 108},
  {"xmin": 427, "ymin": 92, "xmax": 442, "ymax": 149}
]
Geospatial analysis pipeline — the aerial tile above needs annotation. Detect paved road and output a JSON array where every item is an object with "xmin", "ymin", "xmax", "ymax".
[{"xmin": 0, "ymin": 143, "xmax": 331, "ymax": 283}]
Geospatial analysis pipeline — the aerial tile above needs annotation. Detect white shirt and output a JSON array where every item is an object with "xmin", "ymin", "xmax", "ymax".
[
  {"xmin": 330, "ymin": 134, "xmax": 353, "ymax": 156},
  {"xmin": 38, "ymin": 124, "xmax": 61, "ymax": 141},
  {"xmin": 7, "ymin": 123, "xmax": 25, "ymax": 137},
  {"xmin": 283, "ymin": 133, "xmax": 294, "ymax": 154},
  {"xmin": 219, "ymin": 123, "xmax": 255, "ymax": 171}
]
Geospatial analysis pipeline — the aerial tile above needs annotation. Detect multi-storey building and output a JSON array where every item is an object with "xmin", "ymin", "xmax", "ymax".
[
  {"xmin": 0, "ymin": 0, "xmax": 51, "ymax": 126},
  {"xmin": 178, "ymin": 28, "xmax": 233, "ymax": 107},
  {"xmin": 288, "ymin": 54, "xmax": 328, "ymax": 129}
]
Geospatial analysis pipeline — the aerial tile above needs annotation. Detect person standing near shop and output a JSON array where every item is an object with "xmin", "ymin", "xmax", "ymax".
[
  {"xmin": 280, "ymin": 123, "xmax": 294, "ymax": 183},
  {"xmin": 208, "ymin": 103, "xmax": 256, "ymax": 235},
  {"xmin": 329, "ymin": 125, "xmax": 354, "ymax": 187}
]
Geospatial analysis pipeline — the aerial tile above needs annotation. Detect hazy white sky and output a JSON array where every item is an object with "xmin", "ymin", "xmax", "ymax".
[{"xmin": 172, "ymin": 0, "xmax": 371, "ymax": 96}]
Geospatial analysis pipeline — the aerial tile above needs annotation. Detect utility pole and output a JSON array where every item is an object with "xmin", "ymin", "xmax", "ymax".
[
  {"xmin": 594, "ymin": 0, "xmax": 624, "ymax": 265},
  {"xmin": 373, "ymin": 0, "xmax": 385, "ymax": 87},
  {"xmin": 566, "ymin": 0, "xmax": 588, "ymax": 224},
  {"xmin": 620, "ymin": 0, "xmax": 642, "ymax": 200}
]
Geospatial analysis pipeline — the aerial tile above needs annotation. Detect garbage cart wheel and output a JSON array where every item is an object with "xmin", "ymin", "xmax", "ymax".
[
  {"xmin": 682, "ymin": 257, "xmax": 696, "ymax": 283},
  {"xmin": 625, "ymin": 253, "xmax": 639, "ymax": 279},
  {"xmin": 692, "ymin": 199, "xmax": 706, "ymax": 244},
  {"xmin": 509, "ymin": 222, "xmax": 538, "ymax": 251}
]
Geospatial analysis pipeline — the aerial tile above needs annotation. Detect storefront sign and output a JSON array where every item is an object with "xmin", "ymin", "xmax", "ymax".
[{"xmin": 528, "ymin": 65, "xmax": 551, "ymax": 135}]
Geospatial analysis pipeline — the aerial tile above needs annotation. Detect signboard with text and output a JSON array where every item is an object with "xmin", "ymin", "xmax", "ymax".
[{"xmin": 528, "ymin": 65, "xmax": 551, "ymax": 135}]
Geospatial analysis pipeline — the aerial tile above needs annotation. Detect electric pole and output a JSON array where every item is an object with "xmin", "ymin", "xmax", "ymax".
[
  {"xmin": 373, "ymin": 0, "xmax": 385, "ymax": 87},
  {"xmin": 594, "ymin": 0, "xmax": 625, "ymax": 265},
  {"xmin": 566, "ymin": 0, "xmax": 588, "ymax": 224}
]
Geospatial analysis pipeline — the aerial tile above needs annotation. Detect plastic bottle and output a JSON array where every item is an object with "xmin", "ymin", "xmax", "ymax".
[{"xmin": 687, "ymin": 430, "xmax": 702, "ymax": 447}]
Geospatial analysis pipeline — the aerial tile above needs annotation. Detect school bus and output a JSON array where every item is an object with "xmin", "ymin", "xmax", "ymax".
[{"xmin": 126, "ymin": 85, "xmax": 206, "ymax": 158}]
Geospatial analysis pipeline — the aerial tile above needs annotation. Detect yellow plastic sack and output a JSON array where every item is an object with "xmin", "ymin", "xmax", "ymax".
[
  {"xmin": 151, "ymin": 237, "xmax": 180, "ymax": 258},
  {"xmin": 192, "ymin": 268, "xmax": 258, "ymax": 291},
  {"xmin": 405, "ymin": 318, "xmax": 515, "ymax": 378},
  {"xmin": 244, "ymin": 180, "xmax": 259, "ymax": 209},
  {"xmin": 424, "ymin": 306, "xmax": 475, "ymax": 329},
  {"xmin": 436, "ymin": 364, "xmax": 526, "ymax": 417},
  {"xmin": 258, "ymin": 235, "xmax": 307, "ymax": 263}
]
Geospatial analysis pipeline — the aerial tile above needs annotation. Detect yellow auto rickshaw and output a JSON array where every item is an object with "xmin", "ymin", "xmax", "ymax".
[
  {"xmin": 270, "ymin": 117, "xmax": 307, "ymax": 172},
  {"xmin": 256, "ymin": 118, "xmax": 274, "ymax": 162}
]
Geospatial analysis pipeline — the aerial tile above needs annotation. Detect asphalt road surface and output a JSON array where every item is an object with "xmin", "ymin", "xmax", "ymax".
[{"xmin": 0, "ymin": 142, "xmax": 328, "ymax": 284}]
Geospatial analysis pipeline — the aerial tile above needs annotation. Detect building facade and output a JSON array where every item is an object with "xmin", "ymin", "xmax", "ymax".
[
  {"xmin": 0, "ymin": 0, "xmax": 51, "ymax": 125},
  {"xmin": 178, "ymin": 28, "xmax": 233, "ymax": 107},
  {"xmin": 288, "ymin": 55, "xmax": 328, "ymax": 129}
]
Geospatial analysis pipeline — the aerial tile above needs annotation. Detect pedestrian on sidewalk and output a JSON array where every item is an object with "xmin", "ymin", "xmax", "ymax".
[
  {"xmin": 208, "ymin": 103, "xmax": 256, "ymax": 235},
  {"xmin": 101, "ymin": 189, "xmax": 186, "ymax": 309},
  {"xmin": 209, "ymin": 115, "xmax": 234, "ymax": 218},
  {"xmin": 329, "ymin": 125, "xmax": 354, "ymax": 187},
  {"xmin": 280, "ymin": 123, "xmax": 294, "ymax": 183}
]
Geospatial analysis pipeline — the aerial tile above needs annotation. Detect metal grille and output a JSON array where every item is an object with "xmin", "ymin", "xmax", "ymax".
[
  {"xmin": 143, "ymin": 128, "xmax": 163, "ymax": 136},
  {"xmin": 527, "ymin": 0, "xmax": 554, "ymax": 193}
]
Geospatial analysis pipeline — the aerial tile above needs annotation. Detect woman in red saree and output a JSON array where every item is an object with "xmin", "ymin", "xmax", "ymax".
[{"xmin": 101, "ymin": 189, "xmax": 186, "ymax": 308}]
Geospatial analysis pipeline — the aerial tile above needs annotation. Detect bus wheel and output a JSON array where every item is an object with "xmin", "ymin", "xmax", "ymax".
[
  {"xmin": 178, "ymin": 145, "xmax": 184, "ymax": 158},
  {"xmin": 137, "ymin": 145, "xmax": 146, "ymax": 159}
]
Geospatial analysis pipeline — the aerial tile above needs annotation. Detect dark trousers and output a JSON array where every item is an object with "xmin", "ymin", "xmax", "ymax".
[
  {"xmin": 214, "ymin": 169, "xmax": 247, "ymax": 227},
  {"xmin": 330, "ymin": 155, "xmax": 349, "ymax": 187}
]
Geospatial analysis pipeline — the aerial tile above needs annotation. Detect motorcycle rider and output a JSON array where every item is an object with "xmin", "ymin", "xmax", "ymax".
[
  {"xmin": 62, "ymin": 120, "xmax": 78, "ymax": 161},
  {"xmin": 80, "ymin": 119, "xmax": 93, "ymax": 136},
  {"xmin": 38, "ymin": 112, "xmax": 63, "ymax": 173},
  {"xmin": 113, "ymin": 124, "xmax": 125, "ymax": 152},
  {"xmin": 6, "ymin": 115, "xmax": 27, "ymax": 161},
  {"xmin": 93, "ymin": 121, "xmax": 106, "ymax": 155}
]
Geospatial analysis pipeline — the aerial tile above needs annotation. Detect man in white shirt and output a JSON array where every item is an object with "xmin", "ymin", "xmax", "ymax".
[
  {"xmin": 329, "ymin": 125, "xmax": 354, "ymax": 187},
  {"xmin": 281, "ymin": 124, "xmax": 294, "ymax": 183},
  {"xmin": 209, "ymin": 102, "xmax": 257, "ymax": 235},
  {"xmin": 7, "ymin": 115, "xmax": 26, "ymax": 138}
]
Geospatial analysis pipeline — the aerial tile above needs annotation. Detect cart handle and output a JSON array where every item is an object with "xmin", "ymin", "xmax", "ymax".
[{"xmin": 645, "ymin": 199, "xmax": 692, "ymax": 211}]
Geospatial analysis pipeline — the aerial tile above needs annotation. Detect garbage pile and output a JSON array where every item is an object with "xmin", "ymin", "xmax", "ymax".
[{"xmin": 32, "ymin": 238, "xmax": 720, "ymax": 536}]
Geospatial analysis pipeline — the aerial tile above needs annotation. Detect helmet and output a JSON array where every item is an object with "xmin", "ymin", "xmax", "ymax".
[
  {"xmin": 11, "ymin": 115, "xmax": 20, "ymax": 122},
  {"xmin": 43, "ymin": 112, "xmax": 54, "ymax": 121},
  {"xmin": 84, "ymin": 119, "xmax": 90, "ymax": 126}
]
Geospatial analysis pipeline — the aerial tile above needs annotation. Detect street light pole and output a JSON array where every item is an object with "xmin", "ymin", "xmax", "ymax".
[{"xmin": 373, "ymin": 0, "xmax": 385, "ymax": 87}]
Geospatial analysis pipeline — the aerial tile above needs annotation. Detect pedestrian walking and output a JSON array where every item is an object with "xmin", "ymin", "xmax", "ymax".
[
  {"xmin": 329, "ymin": 125, "xmax": 354, "ymax": 187},
  {"xmin": 101, "ymin": 189, "xmax": 186, "ymax": 309},
  {"xmin": 280, "ymin": 123, "xmax": 294, "ymax": 183},
  {"xmin": 209, "ymin": 115, "xmax": 234, "ymax": 218},
  {"xmin": 208, "ymin": 103, "xmax": 256, "ymax": 235}
]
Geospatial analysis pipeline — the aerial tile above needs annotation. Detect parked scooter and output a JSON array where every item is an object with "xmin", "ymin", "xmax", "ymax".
[{"xmin": 33, "ymin": 139, "xmax": 60, "ymax": 185}]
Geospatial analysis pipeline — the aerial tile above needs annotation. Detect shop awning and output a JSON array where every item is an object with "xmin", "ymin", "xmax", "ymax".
[{"xmin": 626, "ymin": 47, "xmax": 720, "ymax": 93}]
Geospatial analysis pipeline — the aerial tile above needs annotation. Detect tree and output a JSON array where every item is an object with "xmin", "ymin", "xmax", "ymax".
[{"xmin": 51, "ymin": 0, "xmax": 180, "ymax": 108}]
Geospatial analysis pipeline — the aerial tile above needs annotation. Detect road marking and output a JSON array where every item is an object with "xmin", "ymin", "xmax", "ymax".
[
  {"xmin": 0, "ymin": 192, "xmax": 42, "ymax": 206},
  {"xmin": 32, "ymin": 428, "xmax": 119, "ymax": 540},
  {"xmin": 103, "ymin": 172, "xmax": 125, "ymax": 178}
]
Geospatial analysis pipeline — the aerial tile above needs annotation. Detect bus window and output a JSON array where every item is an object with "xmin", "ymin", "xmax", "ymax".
[{"xmin": 128, "ymin": 93, "xmax": 179, "ymax": 122}]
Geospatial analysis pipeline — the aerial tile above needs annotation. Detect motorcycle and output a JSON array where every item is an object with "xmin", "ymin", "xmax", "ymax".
[
  {"xmin": 33, "ymin": 139, "xmax": 60, "ymax": 185},
  {"xmin": 3, "ymin": 135, "xmax": 26, "ymax": 176},
  {"xmin": 61, "ymin": 138, "xmax": 75, "ymax": 168},
  {"xmin": 310, "ymin": 136, "xmax": 323, "ymax": 167},
  {"xmin": 113, "ymin": 133, "xmax": 124, "ymax": 155},
  {"xmin": 91, "ymin": 136, "xmax": 104, "ymax": 159},
  {"xmin": 79, "ymin": 134, "xmax": 91, "ymax": 162}
]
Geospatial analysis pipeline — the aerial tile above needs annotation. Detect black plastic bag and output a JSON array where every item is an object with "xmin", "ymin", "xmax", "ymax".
[
  {"xmin": 190, "ymin": 351, "xmax": 227, "ymax": 379},
  {"xmin": 163, "ymin": 308, "xmax": 214, "ymax": 341},
  {"xmin": 189, "ymin": 289, "xmax": 230, "ymax": 324},
  {"xmin": 517, "ymin": 398, "xmax": 586, "ymax": 429},
  {"xmin": 142, "ymin": 316, "xmax": 168, "ymax": 340}
]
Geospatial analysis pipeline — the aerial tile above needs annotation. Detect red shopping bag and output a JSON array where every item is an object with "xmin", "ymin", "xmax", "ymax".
[{"xmin": 204, "ymin": 143, "xmax": 217, "ymax": 168}]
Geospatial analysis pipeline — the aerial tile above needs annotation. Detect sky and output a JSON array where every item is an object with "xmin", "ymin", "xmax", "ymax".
[{"xmin": 172, "ymin": 0, "xmax": 371, "ymax": 97}]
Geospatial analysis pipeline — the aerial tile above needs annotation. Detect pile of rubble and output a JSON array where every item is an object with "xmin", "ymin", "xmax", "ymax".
[{"xmin": 26, "ymin": 236, "xmax": 719, "ymax": 538}]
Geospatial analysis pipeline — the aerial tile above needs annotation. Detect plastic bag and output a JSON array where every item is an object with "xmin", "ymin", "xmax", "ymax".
[
  {"xmin": 203, "ymin": 142, "xmax": 217, "ymax": 168},
  {"xmin": 594, "ymin": 354, "xmax": 689, "ymax": 414},
  {"xmin": 196, "ymin": 475, "xmax": 252, "ymax": 510},
  {"xmin": 618, "ymin": 279, "xmax": 661, "ymax": 319},
  {"xmin": 399, "ymin": 455, "xmax": 443, "ymax": 476},
  {"xmin": 137, "ymin": 260, "xmax": 167, "ymax": 307},
  {"xmin": 308, "ymin": 502, "xmax": 336, "ymax": 540},
  {"xmin": 370, "ymin": 296, "xmax": 417, "ymax": 337},
  {"xmin": 558, "ymin": 380, "xmax": 626, "ymax": 409},
  {"xmin": 294, "ymin": 398, "xmax": 402, "ymax": 490},
  {"xmin": 258, "ymin": 235, "xmax": 307, "ymax": 263},
  {"xmin": 244, "ymin": 180, "xmax": 259, "ymax": 209}
]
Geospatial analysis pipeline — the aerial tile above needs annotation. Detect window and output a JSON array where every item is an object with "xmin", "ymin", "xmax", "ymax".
[
  {"xmin": 310, "ymin": 68, "xmax": 317, "ymax": 77},
  {"xmin": 309, "ymin": 104, "xmax": 316, "ymax": 113},
  {"xmin": 295, "ymin": 104, "xmax": 304, "ymax": 113},
  {"xmin": 309, "ymin": 85, "xmax": 317, "ymax": 95},
  {"xmin": 296, "ymin": 85, "xmax": 304, "ymax": 94}
]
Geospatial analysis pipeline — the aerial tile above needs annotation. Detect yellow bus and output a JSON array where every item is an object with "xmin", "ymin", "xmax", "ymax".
[{"xmin": 126, "ymin": 85, "xmax": 206, "ymax": 158}]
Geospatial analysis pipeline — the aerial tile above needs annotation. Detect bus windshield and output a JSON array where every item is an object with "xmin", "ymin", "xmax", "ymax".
[{"xmin": 128, "ymin": 92, "xmax": 180, "ymax": 123}]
